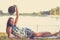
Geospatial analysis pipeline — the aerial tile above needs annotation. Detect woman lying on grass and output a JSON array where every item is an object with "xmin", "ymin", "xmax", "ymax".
[
  {"xmin": 6, "ymin": 5, "xmax": 19, "ymax": 38},
  {"xmin": 6, "ymin": 5, "xmax": 34, "ymax": 39}
]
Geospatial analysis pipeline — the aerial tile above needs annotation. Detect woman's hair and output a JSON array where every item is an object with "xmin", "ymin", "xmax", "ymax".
[{"xmin": 7, "ymin": 17, "xmax": 14, "ymax": 27}]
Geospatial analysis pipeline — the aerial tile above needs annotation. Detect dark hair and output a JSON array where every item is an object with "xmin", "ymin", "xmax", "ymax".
[
  {"xmin": 7, "ymin": 17, "xmax": 14, "ymax": 27},
  {"xmin": 8, "ymin": 6, "xmax": 15, "ymax": 14}
]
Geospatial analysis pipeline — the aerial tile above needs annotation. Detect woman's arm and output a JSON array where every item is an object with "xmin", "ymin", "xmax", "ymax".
[
  {"xmin": 14, "ymin": 5, "xmax": 19, "ymax": 24},
  {"xmin": 7, "ymin": 27, "xmax": 12, "ymax": 38}
]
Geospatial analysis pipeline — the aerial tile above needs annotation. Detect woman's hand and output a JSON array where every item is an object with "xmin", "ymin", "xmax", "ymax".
[{"xmin": 14, "ymin": 5, "xmax": 17, "ymax": 8}]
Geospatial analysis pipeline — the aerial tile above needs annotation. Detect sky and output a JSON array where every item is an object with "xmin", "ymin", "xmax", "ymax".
[{"xmin": 0, "ymin": 0, "xmax": 60, "ymax": 13}]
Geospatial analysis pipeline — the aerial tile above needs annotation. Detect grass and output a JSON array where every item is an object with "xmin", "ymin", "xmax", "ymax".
[{"xmin": 0, "ymin": 33, "xmax": 60, "ymax": 40}]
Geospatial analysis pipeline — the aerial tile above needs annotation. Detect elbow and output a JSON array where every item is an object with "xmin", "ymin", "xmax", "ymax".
[
  {"xmin": 16, "ymin": 16, "xmax": 19, "ymax": 18},
  {"xmin": 17, "ymin": 15, "xmax": 19, "ymax": 18}
]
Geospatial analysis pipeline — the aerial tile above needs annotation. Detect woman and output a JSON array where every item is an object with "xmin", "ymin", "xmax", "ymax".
[{"xmin": 6, "ymin": 5, "xmax": 19, "ymax": 38}]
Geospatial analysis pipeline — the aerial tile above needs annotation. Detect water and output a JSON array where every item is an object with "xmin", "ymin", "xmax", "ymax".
[{"xmin": 0, "ymin": 15, "xmax": 60, "ymax": 33}]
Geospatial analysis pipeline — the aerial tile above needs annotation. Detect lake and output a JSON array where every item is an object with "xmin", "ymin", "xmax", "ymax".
[{"xmin": 0, "ymin": 15, "xmax": 60, "ymax": 33}]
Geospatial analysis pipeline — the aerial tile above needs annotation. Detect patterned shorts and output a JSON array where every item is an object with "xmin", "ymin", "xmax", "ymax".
[{"xmin": 12, "ymin": 26, "xmax": 33, "ymax": 38}]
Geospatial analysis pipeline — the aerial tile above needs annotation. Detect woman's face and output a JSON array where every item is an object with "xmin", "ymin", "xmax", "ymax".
[{"xmin": 10, "ymin": 18, "xmax": 15, "ymax": 26}]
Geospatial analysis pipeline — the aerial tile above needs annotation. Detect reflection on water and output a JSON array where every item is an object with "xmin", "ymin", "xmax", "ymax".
[{"xmin": 0, "ymin": 15, "xmax": 60, "ymax": 33}]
